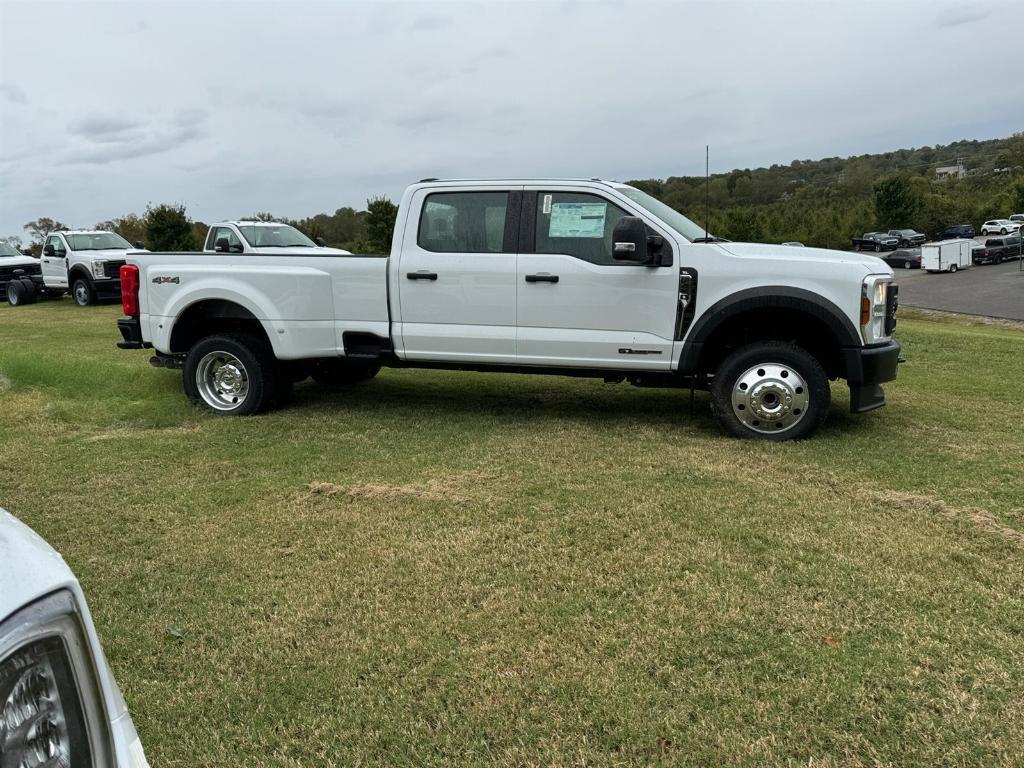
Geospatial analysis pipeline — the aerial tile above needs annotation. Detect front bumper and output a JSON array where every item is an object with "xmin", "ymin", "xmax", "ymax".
[
  {"xmin": 842, "ymin": 339, "xmax": 901, "ymax": 413},
  {"xmin": 93, "ymin": 277, "xmax": 122, "ymax": 301}
]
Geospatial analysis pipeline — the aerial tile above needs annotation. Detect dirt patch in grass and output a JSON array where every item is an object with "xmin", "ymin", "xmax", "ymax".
[
  {"xmin": 308, "ymin": 469, "xmax": 499, "ymax": 504},
  {"xmin": 873, "ymin": 489, "xmax": 1024, "ymax": 546}
]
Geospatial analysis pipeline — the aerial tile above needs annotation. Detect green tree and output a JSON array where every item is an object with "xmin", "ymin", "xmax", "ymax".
[
  {"xmin": 1012, "ymin": 181, "xmax": 1024, "ymax": 213},
  {"xmin": 145, "ymin": 203, "xmax": 196, "ymax": 251},
  {"xmin": 364, "ymin": 196, "xmax": 398, "ymax": 253},
  {"xmin": 873, "ymin": 173, "xmax": 925, "ymax": 229},
  {"xmin": 96, "ymin": 214, "xmax": 147, "ymax": 247},
  {"xmin": 23, "ymin": 217, "xmax": 69, "ymax": 245}
]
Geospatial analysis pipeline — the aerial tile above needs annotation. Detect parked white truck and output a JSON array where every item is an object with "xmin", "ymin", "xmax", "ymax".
[
  {"xmin": 201, "ymin": 220, "xmax": 352, "ymax": 255},
  {"xmin": 38, "ymin": 230, "xmax": 147, "ymax": 306},
  {"xmin": 117, "ymin": 179, "xmax": 901, "ymax": 440},
  {"xmin": 1, "ymin": 241, "xmax": 45, "ymax": 305}
]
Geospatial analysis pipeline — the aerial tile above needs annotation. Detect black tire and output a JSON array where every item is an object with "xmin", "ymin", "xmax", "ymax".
[
  {"xmin": 854, "ymin": 244, "xmax": 861, "ymax": 252},
  {"xmin": 1000, "ymin": 228, "xmax": 1007, "ymax": 235},
  {"xmin": 874, "ymin": 244, "xmax": 881, "ymax": 252},
  {"xmin": 6, "ymin": 280, "xmax": 25, "ymax": 306},
  {"xmin": 72, "ymin": 277, "xmax": 95, "ymax": 306},
  {"xmin": 182, "ymin": 333, "xmax": 279, "ymax": 415},
  {"xmin": 312, "ymin": 359, "xmax": 381, "ymax": 388},
  {"xmin": 710, "ymin": 341, "xmax": 830, "ymax": 441},
  {"xmin": 949, "ymin": 263, "xmax": 958, "ymax": 273},
  {"xmin": 903, "ymin": 260, "xmax": 913, "ymax": 269},
  {"xmin": 18, "ymin": 278, "xmax": 39, "ymax": 303},
  {"xmin": 994, "ymin": 254, "xmax": 1003, "ymax": 265}
]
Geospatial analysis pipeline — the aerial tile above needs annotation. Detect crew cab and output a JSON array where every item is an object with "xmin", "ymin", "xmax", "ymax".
[
  {"xmin": 1, "ymin": 507, "xmax": 149, "ymax": 766},
  {"xmin": 1, "ymin": 242, "xmax": 45, "ymax": 305},
  {"xmin": 40, "ymin": 230, "xmax": 147, "ymax": 306},
  {"xmin": 852, "ymin": 232, "xmax": 899, "ymax": 252},
  {"xmin": 887, "ymin": 229, "xmax": 926, "ymax": 248},
  {"xmin": 117, "ymin": 178, "xmax": 901, "ymax": 441},
  {"xmin": 202, "ymin": 220, "xmax": 351, "ymax": 255},
  {"xmin": 974, "ymin": 234, "xmax": 1022, "ymax": 264}
]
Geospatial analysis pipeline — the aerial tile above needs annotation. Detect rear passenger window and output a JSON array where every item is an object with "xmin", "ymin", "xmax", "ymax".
[
  {"xmin": 418, "ymin": 192, "xmax": 509, "ymax": 253},
  {"xmin": 533, "ymin": 192, "xmax": 630, "ymax": 265}
]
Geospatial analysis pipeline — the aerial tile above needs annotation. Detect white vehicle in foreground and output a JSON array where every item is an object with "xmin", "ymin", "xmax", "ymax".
[
  {"xmin": 1, "ymin": 242, "xmax": 45, "ymax": 305},
  {"xmin": 0, "ymin": 508, "xmax": 149, "ymax": 766},
  {"xmin": 980, "ymin": 219, "xmax": 1021, "ymax": 236},
  {"xmin": 117, "ymin": 178, "xmax": 901, "ymax": 441},
  {"xmin": 38, "ymin": 230, "xmax": 148, "ymax": 306},
  {"xmin": 202, "ymin": 220, "xmax": 351, "ymax": 255}
]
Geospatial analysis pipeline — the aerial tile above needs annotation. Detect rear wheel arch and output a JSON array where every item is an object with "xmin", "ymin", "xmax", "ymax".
[
  {"xmin": 680, "ymin": 288, "xmax": 861, "ymax": 380},
  {"xmin": 169, "ymin": 299, "xmax": 273, "ymax": 355}
]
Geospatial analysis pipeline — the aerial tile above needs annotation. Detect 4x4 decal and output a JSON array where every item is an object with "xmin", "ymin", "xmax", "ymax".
[{"xmin": 152, "ymin": 276, "xmax": 180, "ymax": 284}]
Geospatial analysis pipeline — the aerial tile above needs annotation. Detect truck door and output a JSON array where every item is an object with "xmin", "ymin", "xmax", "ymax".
[
  {"xmin": 41, "ymin": 234, "xmax": 68, "ymax": 287},
  {"xmin": 516, "ymin": 189, "xmax": 677, "ymax": 370},
  {"xmin": 396, "ymin": 187, "xmax": 520, "ymax": 363}
]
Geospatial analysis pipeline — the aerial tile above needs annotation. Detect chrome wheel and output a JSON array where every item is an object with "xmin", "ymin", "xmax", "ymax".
[
  {"xmin": 73, "ymin": 281, "xmax": 91, "ymax": 306},
  {"xmin": 195, "ymin": 351, "xmax": 250, "ymax": 411},
  {"xmin": 730, "ymin": 362, "xmax": 809, "ymax": 435}
]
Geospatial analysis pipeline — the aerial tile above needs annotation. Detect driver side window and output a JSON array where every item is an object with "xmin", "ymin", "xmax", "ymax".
[
  {"xmin": 533, "ymin": 192, "xmax": 629, "ymax": 266},
  {"xmin": 210, "ymin": 227, "xmax": 242, "ymax": 252},
  {"xmin": 47, "ymin": 235, "xmax": 65, "ymax": 255}
]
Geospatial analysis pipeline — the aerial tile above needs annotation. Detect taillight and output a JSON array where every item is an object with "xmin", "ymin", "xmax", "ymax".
[{"xmin": 120, "ymin": 264, "xmax": 140, "ymax": 316}]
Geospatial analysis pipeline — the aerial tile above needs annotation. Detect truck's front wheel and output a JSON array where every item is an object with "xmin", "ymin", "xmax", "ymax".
[
  {"xmin": 72, "ymin": 278, "xmax": 95, "ymax": 306},
  {"xmin": 183, "ymin": 334, "xmax": 279, "ymax": 415},
  {"xmin": 710, "ymin": 341, "xmax": 830, "ymax": 441}
]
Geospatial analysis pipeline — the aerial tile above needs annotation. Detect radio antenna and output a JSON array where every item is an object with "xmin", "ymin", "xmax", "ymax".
[{"xmin": 704, "ymin": 145, "xmax": 710, "ymax": 241}]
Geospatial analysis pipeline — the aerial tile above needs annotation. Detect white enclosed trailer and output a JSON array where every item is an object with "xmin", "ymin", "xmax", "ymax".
[{"xmin": 921, "ymin": 239, "xmax": 973, "ymax": 273}]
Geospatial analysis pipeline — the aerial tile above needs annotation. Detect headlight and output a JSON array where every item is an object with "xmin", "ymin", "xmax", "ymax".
[
  {"xmin": 860, "ymin": 274, "xmax": 893, "ymax": 344},
  {"xmin": 0, "ymin": 591, "xmax": 113, "ymax": 767},
  {"xmin": 91, "ymin": 261, "xmax": 106, "ymax": 279}
]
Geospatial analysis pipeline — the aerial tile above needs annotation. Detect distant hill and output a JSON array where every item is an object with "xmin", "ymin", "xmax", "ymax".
[{"xmin": 630, "ymin": 134, "xmax": 1024, "ymax": 248}]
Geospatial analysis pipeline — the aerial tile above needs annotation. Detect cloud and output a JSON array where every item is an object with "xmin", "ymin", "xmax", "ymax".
[
  {"xmin": 65, "ymin": 112, "xmax": 207, "ymax": 165},
  {"xmin": 934, "ymin": 4, "xmax": 994, "ymax": 28},
  {"xmin": 0, "ymin": 84, "xmax": 27, "ymax": 104},
  {"xmin": 411, "ymin": 12, "xmax": 452, "ymax": 31}
]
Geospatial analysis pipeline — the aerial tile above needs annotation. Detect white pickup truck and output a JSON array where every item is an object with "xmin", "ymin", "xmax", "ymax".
[
  {"xmin": 117, "ymin": 179, "xmax": 901, "ymax": 440},
  {"xmin": 39, "ymin": 230, "xmax": 147, "ymax": 306},
  {"xmin": 200, "ymin": 220, "xmax": 352, "ymax": 255}
]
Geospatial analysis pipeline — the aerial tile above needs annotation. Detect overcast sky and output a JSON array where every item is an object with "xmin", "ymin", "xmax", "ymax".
[{"xmin": 0, "ymin": 0, "xmax": 1021, "ymax": 237}]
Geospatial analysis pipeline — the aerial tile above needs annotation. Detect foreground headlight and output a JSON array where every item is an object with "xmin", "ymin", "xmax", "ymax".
[
  {"xmin": 90, "ymin": 261, "xmax": 106, "ymax": 279},
  {"xmin": 860, "ymin": 275, "xmax": 893, "ymax": 344},
  {"xmin": 0, "ymin": 592, "xmax": 112, "ymax": 767}
]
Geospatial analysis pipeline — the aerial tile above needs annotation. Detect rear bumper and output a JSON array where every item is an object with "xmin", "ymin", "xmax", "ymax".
[
  {"xmin": 116, "ymin": 316, "xmax": 150, "ymax": 350},
  {"xmin": 843, "ymin": 340, "xmax": 901, "ymax": 413}
]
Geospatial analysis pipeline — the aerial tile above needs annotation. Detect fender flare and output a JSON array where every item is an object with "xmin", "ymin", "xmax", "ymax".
[{"xmin": 679, "ymin": 286, "xmax": 861, "ymax": 374}]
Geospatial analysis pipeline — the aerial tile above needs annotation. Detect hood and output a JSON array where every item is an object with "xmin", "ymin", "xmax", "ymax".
[
  {"xmin": 0, "ymin": 508, "xmax": 77, "ymax": 622},
  {"xmin": 0, "ymin": 255, "xmax": 39, "ymax": 269},
  {"xmin": 76, "ymin": 248, "xmax": 141, "ymax": 259},
  {"xmin": 715, "ymin": 241, "xmax": 893, "ymax": 273}
]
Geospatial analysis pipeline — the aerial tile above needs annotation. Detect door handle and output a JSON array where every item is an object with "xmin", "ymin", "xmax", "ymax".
[
  {"xmin": 525, "ymin": 274, "xmax": 559, "ymax": 283},
  {"xmin": 406, "ymin": 271, "xmax": 438, "ymax": 281}
]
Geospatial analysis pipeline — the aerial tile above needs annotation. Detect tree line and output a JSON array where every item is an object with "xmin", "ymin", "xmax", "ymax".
[{"xmin": 6, "ymin": 133, "xmax": 1023, "ymax": 254}]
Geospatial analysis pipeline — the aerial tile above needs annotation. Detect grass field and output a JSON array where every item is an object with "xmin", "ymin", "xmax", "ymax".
[{"xmin": 1, "ymin": 300, "xmax": 1022, "ymax": 767}]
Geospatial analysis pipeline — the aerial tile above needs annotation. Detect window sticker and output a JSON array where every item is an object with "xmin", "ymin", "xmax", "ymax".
[
  {"xmin": 542, "ymin": 194, "xmax": 552, "ymax": 214},
  {"xmin": 549, "ymin": 202, "xmax": 606, "ymax": 238}
]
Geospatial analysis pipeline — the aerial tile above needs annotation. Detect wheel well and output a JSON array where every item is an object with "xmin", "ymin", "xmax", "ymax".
[
  {"xmin": 695, "ymin": 308, "xmax": 847, "ymax": 379},
  {"xmin": 169, "ymin": 300, "xmax": 271, "ymax": 354},
  {"xmin": 69, "ymin": 267, "xmax": 91, "ymax": 283}
]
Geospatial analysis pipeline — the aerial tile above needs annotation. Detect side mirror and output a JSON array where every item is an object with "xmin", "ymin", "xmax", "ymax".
[
  {"xmin": 612, "ymin": 216, "xmax": 650, "ymax": 264},
  {"xmin": 314, "ymin": 236, "xmax": 326, "ymax": 247},
  {"xmin": 134, "ymin": 241, "xmax": 144, "ymax": 249},
  {"xmin": 215, "ymin": 237, "xmax": 230, "ymax": 253},
  {"xmin": 43, "ymin": 243, "xmax": 55, "ymax": 257}
]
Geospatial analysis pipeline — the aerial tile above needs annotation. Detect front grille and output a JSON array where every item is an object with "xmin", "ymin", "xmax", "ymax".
[
  {"xmin": 885, "ymin": 283, "xmax": 899, "ymax": 335},
  {"xmin": 0, "ymin": 262, "xmax": 42, "ymax": 282},
  {"xmin": 102, "ymin": 259, "xmax": 126, "ymax": 278}
]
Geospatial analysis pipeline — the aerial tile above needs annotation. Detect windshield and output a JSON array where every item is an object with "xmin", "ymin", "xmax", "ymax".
[
  {"xmin": 616, "ymin": 186, "xmax": 708, "ymax": 242},
  {"xmin": 0, "ymin": 243, "xmax": 23, "ymax": 257},
  {"xmin": 237, "ymin": 224, "xmax": 315, "ymax": 248},
  {"xmin": 67, "ymin": 232, "xmax": 132, "ymax": 251}
]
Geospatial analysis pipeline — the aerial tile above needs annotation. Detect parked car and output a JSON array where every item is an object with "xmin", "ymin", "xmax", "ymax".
[
  {"xmin": 37, "ymin": 230, "xmax": 148, "ymax": 306},
  {"xmin": 887, "ymin": 229, "xmax": 926, "ymax": 248},
  {"xmin": 0, "ymin": 507, "xmax": 149, "ymax": 766},
  {"xmin": 117, "ymin": 178, "xmax": 901, "ymax": 441},
  {"xmin": 935, "ymin": 224, "xmax": 975, "ymax": 240},
  {"xmin": 1, "ymin": 242, "xmax": 46, "ymax": 305},
  {"xmin": 202, "ymin": 220, "xmax": 351, "ymax": 255},
  {"xmin": 980, "ymin": 219, "xmax": 1021, "ymax": 236},
  {"xmin": 852, "ymin": 232, "xmax": 899, "ymax": 252},
  {"xmin": 880, "ymin": 248, "xmax": 921, "ymax": 269},
  {"xmin": 974, "ymin": 234, "xmax": 1022, "ymax": 265}
]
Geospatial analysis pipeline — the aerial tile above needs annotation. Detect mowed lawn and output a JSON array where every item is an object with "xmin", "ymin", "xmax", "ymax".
[{"xmin": 1, "ymin": 300, "xmax": 1022, "ymax": 767}]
